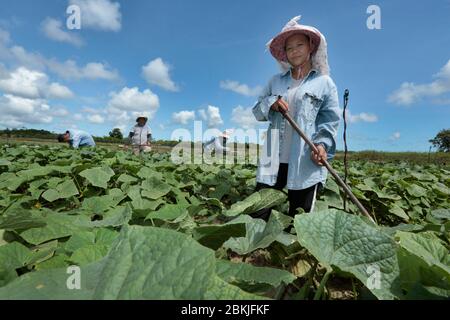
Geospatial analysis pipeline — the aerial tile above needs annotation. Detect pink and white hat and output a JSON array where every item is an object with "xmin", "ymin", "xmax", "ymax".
[{"xmin": 266, "ymin": 16, "xmax": 330, "ymax": 76}]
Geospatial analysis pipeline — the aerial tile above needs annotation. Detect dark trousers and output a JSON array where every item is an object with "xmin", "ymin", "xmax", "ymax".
[{"xmin": 250, "ymin": 163, "xmax": 322, "ymax": 221}]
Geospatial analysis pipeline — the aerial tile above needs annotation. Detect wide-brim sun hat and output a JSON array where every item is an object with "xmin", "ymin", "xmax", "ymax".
[
  {"xmin": 136, "ymin": 116, "xmax": 148, "ymax": 122},
  {"xmin": 266, "ymin": 15, "xmax": 330, "ymax": 76}
]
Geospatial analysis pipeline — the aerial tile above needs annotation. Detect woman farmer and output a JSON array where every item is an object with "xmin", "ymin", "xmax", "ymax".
[
  {"xmin": 128, "ymin": 115, "xmax": 152, "ymax": 155},
  {"xmin": 203, "ymin": 129, "xmax": 233, "ymax": 155},
  {"xmin": 252, "ymin": 16, "xmax": 341, "ymax": 220}
]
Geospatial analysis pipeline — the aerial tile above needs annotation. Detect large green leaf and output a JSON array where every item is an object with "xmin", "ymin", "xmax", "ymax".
[
  {"xmin": 223, "ymin": 189, "xmax": 287, "ymax": 217},
  {"xmin": 0, "ymin": 226, "xmax": 265, "ymax": 300},
  {"xmin": 69, "ymin": 244, "xmax": 110, "ymax": 266},
  {"xmin": 145, "ymin": 204, "xmax": 188, "ymax": 221},
  {"xmin": 204, "ymin": 276, "xmax": 267, "ymax": 300},
  {"xmin": 41, "ymin": 179, "xmax": 79, "ymax": 202},
  {"xmin": 193, "ymin": 218, "xmax": 247, "ymax": 250},
  {"xmin": 216, "ymin": 259, "xmax": 296, "ymax": 288},
  {"xmin": 294, "ymin": 210, "xmax": 400, "ymax": 300},
  {"xmin": 19, "ymin": 211, "xmax": 91, "ymax": 245},
  {"xmin": 79, "ymin": 166, "xmax": 115, "ymax": 189},
  {"xmin": 81, "ymin": 205, "xmax": 132, "ymax": 228},
  {"xmin": 223, "ymin": 211, "xmax": 296, "ymax": 255},
  {"xmin": 406, "ymin": 184, "xmax": 427, "ymax": 198},
  {"xmin": 0, "ymin": 211, "xmax": 46, "ymax": 230},
  {"xmin": 141, "ymin": 177, "xmax": 171, "ymax": 200},
  {"xmin": 395, "ymin": 231, "xmax": 450, "ymax": 299}
]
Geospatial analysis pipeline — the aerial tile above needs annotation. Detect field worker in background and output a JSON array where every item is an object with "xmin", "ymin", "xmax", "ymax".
[
  {"xmin": 251, "ymin": 15, "xmax": 341, "ymax": 220},
  {"xmin": 57, "ymin": 129, "xmax": 96, "ymax": 149},
  {"xmin": 203, "ymin": 129, "xmax": 233, "ymax": 156},
  {"xmin": 129, "ymin": 116, "xmax": 152, "ymax": 155}
]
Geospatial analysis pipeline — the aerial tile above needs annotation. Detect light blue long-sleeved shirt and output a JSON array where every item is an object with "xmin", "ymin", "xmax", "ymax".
[
  {"xmin": 252, "ymin": 68, "xmax": 341, "ymax": 190},
  {"xmin": 203, "ymin": 136, "xmax": 230, "ymax": 153},
  {"xmin": 68, "ymin": 130, "xmax": 96, "ymax": 149}
]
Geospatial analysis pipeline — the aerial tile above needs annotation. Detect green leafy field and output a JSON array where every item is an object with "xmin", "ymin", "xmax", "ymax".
[{"xmin": 0, "ymin": 144, "xmax": 449, "ymax": 300}]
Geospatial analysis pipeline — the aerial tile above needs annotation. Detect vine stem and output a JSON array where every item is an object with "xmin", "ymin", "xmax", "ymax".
[{"xmin": 313, "ymin": 269, "xmax": 332, "ymax": 300}]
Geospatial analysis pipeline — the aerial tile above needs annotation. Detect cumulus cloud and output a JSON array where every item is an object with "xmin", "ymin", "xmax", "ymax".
[
  {"xmin": 47, "ymin": 82, "xmax": 74, "ymax": 99},
  {"xmin": 0, "ymin": 66, "xmax": 73, "ymax": 99},
  {"xmin": 0, "ymin": 26, "xmax": 119, "ymax": 81},
  {"xmin": 231, "ymin": 105, "xmax": 260, "ymax": 129},
  {"xmin": 198, "ymin": 105, "xmax": 223, "ymax": 128},
  {"xmin": 46, "ymin": 60, "xmax": 119, "ymax": 81},
  {"xmin": 51, "ymin": 108, "xmax": 70, "ymax": 117},
  {"xmin": 81, "ymin": 106, "xmax": 101, "ymax": 114},
  {"xmin": 73, "ymin": 113, "xmax": 84, "ymax": 121},
  {"xmin": 41, "ymin": 18, "xmax": 84, "ymax": 47},
  {"xmin": 388, "ymin": 59, "xmax": 450, "ymax": 106},
  {"xmin": 344, "ymin": 110, "xmax": 378, "ymax": 123},
  {"xmin": 390, "ymin": 132, "xmax": 401, "ymax": 140},
  {"xmin": 0, "ymin": 28, "xmax": 10, "ymax": 44},
  {"xmin": 107, "ymin": 87, "xmax": 159, "ymax": 113},
  {"xmin": 69, "ymin": 0, "xmax": 122, "ymax": 32},
  {"xmin": 172, "ymin": 110, "xmax": 195, "ymax": 125},
  {"xmin": 142, "ymin": 58, "xmax": 179, "ymax": 92},
  {"xmin": 220, "ymin": 80, "xmax": 262, "ymax": 97},
  {"xmin": 87, "ymin": 114, "xmax": 105, "ymax": 124},
  {"xmin": 106, "ymin": 87, "xmax": 160, "ymax": 130},
  {"xmin": 0, "ymin": 94, "xmax": 53, "ymax": 128}
]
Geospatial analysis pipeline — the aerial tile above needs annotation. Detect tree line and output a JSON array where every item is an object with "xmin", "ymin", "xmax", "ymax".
[
  {"xmin": 1, "ymin": 128, "xmax": 449, "ymax": 152},
  {"xmin": 0, "ymin": 128, "xmax": 180, "ymax": 147}
]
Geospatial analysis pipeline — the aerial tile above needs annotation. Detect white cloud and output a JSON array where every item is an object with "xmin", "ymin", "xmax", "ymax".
[
  {"xmin": 69, "ymin": 0, "xmax": 122, "ymax": 32},
  {"xmin": 8, "ymin": 45, "xmax": 46, "ymax": 70},
  {"xmin": 87, "ymin": 114, "xmax": 105, "ymax": 124},
  {"xmin": 198, "ymin": 105, "xmax": 223, "ymax": 128},
  {"xmin": 231, "ymin": 105, "xmax": 260, "ymax": 129},
  {"xmin": 0, "ymin": 65, "xmax": 75, "ymax": 128},
  {"xmin": 220, "ymin": 80, "xmax": 262, "ymax": 97},
  {"xmin": 198, "ymin": 109, "xmax": 207, "ymax": 121},
  {"xmin": 0, "ymin": 66, "xmax": 73, "ymax": 100},
  {"xmin": 46, "ymin": 60, "xmax": 119, "ymax": 81},
  {"xmin": 107, "ymin": 87, "xmax": 159, "ymax": 113},
  {"xmin": 41, "ymin": 18, "xmax": 84, "ymax": 47},
  {"xmin": 106, "ymin": 87, "xmax": 160, "ymax": 130},
  {"xmin": 47, "ymin": 82, "xmax": 74, "ymax": 99},
  {"xmin": 0, "ymin": 27, "xmax": 119, "ymax": 81},
  {"xmin": 0, "ymin": 67, "xmax": 45, "ymax": 99},
  {"xmin": 390, "ymin": 132, "xmax": 401, "ymax": 140},
  {"xmin": 82, "ymin": 106, "xmax": 102, "ymax": 114},
  {"xmin": 0, "ymin": 94, "xmax": 53, "ymax": 128},
  {"xmin": 345, "ymin": 110, "xmax": 378, "ymax": 123},
  {"xmin": 51, "ymin": 108, "xmax": 70, "ymax": 117},
  {"xmin": 172, "ymin": 110, "xmax": 195, "ymax": 125},
  {"xmin": 73, "ymin": 113, "xmax": 84, "ymax": 121},
  {"xmin": 0, "ymin": 28, "xmax": 10, "ymax": 44},
  {"xmin": 388, "ymin": 59, "xmax": 450, "ymax": 106},
  {"xmin": 142, "ymin": 58, "xmax": 179, "ymax": 92}
]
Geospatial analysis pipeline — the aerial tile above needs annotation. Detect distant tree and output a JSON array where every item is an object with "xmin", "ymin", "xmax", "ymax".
[
  {"xmin": 109, "ymin": 128, "xmax": 123, "ymax": 140},
  {"xmin": 429, "ymin": 129, "xmax": 450, "ymax": 152}
]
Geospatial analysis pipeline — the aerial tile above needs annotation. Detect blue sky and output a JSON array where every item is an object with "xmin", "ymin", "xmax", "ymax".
[{"xmin": 0, "ymin": 0, "xmax": 449, "ymax": 151}]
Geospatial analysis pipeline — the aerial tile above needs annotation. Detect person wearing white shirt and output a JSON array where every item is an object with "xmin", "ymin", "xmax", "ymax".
[{"xmin": 128, "ymin": 116, "xmax": 152, "ymax": 155}]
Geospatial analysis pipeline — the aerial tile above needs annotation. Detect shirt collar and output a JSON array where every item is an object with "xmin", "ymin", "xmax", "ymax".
[{"xmin": 281, "ymin": 67, "xmax": 319, "ymax": 79}]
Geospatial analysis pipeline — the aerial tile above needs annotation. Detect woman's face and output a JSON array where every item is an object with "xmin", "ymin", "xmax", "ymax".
[{"xmin": 285, "ymin": 33, "xmax": 312, "ymax": 68}]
